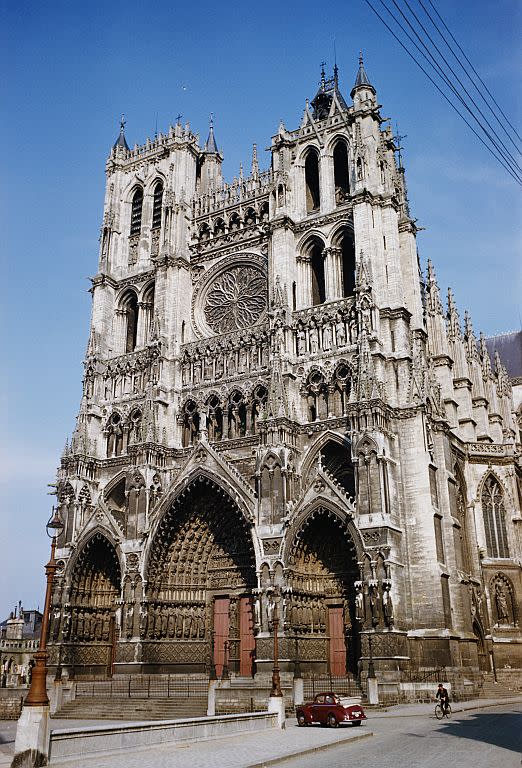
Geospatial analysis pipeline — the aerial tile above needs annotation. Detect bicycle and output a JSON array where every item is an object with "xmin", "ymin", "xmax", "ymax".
[{"xmin": 434, "ymin": 702, "xmax": 452, "ymax": 720}]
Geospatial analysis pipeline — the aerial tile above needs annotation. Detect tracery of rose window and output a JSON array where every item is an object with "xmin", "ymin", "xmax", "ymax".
[{"xmin": 204, "ymin": 265, "xmax": 267, "ymax": 334}]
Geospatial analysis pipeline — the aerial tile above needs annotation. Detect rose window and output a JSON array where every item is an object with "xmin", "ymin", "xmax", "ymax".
[{"xmin": 204, "ymin": 265, "xmax": 267, "ymax": 334}]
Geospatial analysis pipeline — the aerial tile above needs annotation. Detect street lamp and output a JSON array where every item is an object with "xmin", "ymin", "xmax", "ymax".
[
  {"xmin": 270, "ymin": 591, "xmax": 282, "ymax": 698},
  {"xmin": 24, "ymin": 508, "xmax": 64, "ymax": 707}
]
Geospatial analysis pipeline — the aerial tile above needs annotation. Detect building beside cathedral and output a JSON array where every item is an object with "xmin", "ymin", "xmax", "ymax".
[{"xmin": 47, "ymin": 57, "xmax": 521, "ymax": 699}]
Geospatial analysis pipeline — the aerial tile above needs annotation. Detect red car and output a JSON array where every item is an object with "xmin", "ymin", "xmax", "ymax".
[{"xmin": 296, "ymin": 692, "xmax": 367, "ymax": 728}]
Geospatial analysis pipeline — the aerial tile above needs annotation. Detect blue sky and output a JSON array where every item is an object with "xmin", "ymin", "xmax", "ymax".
[{"xmin": 1, "ymin": 0, "xmax": 520, "ymax": 618}]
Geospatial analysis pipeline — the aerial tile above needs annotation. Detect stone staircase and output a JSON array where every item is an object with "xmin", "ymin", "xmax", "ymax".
[
  {"xmin": 478, "ymin": 673, "xmax": 519, "ymax": 699},
  {"xmin": 55, "ymin": 695, "xmax": 208, "ymax": 721}
]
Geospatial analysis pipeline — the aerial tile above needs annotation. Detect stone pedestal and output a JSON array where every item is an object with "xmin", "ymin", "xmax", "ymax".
[
  {"xmin": 12, "ymin": 705, "xmax": 50, "ymax": 767},
  {"xmin": 293, "ymin": 677, "xmax": 304, "ymax": 706},
  {"xmin": 207, "ymin": 679, "xmax": 218, "ymax": 716},
  {"xmin": 367, "ymin": 676, "xmax": 379, "ymax": 705},
  {"xmin": 267, "ymin": 695, "xmax": 285, "ymax": 728}
]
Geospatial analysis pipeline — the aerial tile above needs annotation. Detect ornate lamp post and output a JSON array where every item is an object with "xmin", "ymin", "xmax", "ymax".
[
  {"xmin": 13, "ymin": 507, "xmax": 64, "ymax": 767},
  {"xmin": 24, "ymin": 508, "xmax": 64, "ymax": 707},
  {"xmin": 270, "ymin": 590, "xmax": 282, "ymax": 698}
]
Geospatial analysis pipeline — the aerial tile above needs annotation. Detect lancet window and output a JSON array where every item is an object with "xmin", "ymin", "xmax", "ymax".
[
  {"xmin": 482, "ymin": 476, "xmax": 509, "ymax": 558},
  {"xmin": 151, "ymin": 181, "xmax": 163, "ymax": 230},
  {"xmin": 333, "ymin": 140, "xmax": 350, "ymax": 203},
  {"xmin": 123, "ymin": 291, "xmax": 139, "ymax": 353},
  {"xmin": 305, "ymin": 370, "xmax": 328, "ymax": 421},
  {"xmin": 106, "ymin": 413, "xmax": 123, "ymax": 457},
  {"xmin": 305, "ymin": 149, "xmax": 320, "ymax": 212},
  {"xmin": 182, "ymin": 400, "xmax": 200, "ymax": 447},
  {"xmin": 130, "ymin": 187, "xmax": 143, "ymax": 236},
  {"xmin": 128, "ymin": 409, "xmax": 143, "ymax": 445}
]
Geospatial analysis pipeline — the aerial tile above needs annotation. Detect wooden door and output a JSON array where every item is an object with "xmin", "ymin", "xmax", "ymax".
[
  {"xmin": 328, "ymin": 606, "xmax": 346, "ymax": 676},
  {"xmin": 213, "ymin": 598, "xmax": 230, "ymax": 677},
  {"xmin": 239, "ymin": 597, "xmax": 256, "ymax": 677}
]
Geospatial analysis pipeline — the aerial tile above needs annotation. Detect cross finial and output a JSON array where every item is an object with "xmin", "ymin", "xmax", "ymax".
[
  {"xmin": 120, "ymin": 114, "xmax": 126, "ymax": 133},
  {"xmin": 209, "ymin": 112, "xmax": 214, "ymax": 129},
  {"xmin": 176, "ymin": 113, "xmax": 183, "ymax": 124},
  {"xmin": 359, "ymin": 50, "xmax": 363, "ymax": 66},
  {"xmin": 320, "ymin": 60, "xmax": 326, "ymax": 87}
]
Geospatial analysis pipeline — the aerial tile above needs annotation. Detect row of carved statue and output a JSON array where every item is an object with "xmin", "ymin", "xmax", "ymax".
[
  {"xmin": 181, "ymin": 334, "xmax": 270, "ymax": 387},
  {"xmin": 139, "ymin": 603, "xmax": 207, "ymax": 640}
]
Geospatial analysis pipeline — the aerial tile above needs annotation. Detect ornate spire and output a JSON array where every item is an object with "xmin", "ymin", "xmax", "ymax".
[
  {"xmin": 251, "ymin": 143, "xmax": 259, "ymax": 178},
  {"xmin": 479, "ymin": 332, "xmax": 492, "ymax": 378},
  {"xmin": 426, "ymin": 260, "xmax": 444, "ymax": 315},
  {"xmin": 113, "ymin": 114, "xmax": 129, "ymax": 151},
  {"xmin": 446, "ymin": 288, "xmax": 462, "ymax": 339},
  {"xmin": 464, "ymin": 311, "xmax": 479, "ymax": 360},
  {"xmin": 203, "ymin": 113, "xmax": 219, "ymax": 153},
  {"xmin": 351, "ymin": 51, "xmax": 375, "ymax": 98}
]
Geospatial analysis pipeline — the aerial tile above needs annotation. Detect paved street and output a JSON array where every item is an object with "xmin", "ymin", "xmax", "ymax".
[
  {"xmin": 280, "ymin": 703, "xmax": 522, "ymax": 768},
  {"xmin": 0, "ymin": 699, "xmax": 520, "ymax": 767}
]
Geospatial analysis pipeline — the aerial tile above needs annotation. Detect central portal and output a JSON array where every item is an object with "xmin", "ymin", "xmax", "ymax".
[{"xmin": 145, "ymin": 477, "xmax": 256, "ymax": 671}]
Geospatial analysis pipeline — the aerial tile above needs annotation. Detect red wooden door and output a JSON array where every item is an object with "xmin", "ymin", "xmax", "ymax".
[
  {"xmin": 239, "ymin": 597, "xmax": 256, "ymax": 677},
  {"xmin": 213, "ymin": 598, "xmax": 230, "ymax": 677},
  {"xmin": 328, "ymin": 606, "xmax": 346, "ymax": 676}
]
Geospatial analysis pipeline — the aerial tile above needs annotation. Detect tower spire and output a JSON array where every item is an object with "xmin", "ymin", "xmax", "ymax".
[
  {"xmin": 251, "ymin": 143, "xmax": 259, "ymax": 178},
  {"xmin": 351, "ymin": 50, "xmax": 375, "ymax": 98},
  {"xmin": 203, "ymin": 113, "xmax": 219, "ymax": 153},
  {"xmin": 113, "ymin": 114, "xmax": 129, "ymax": 151}
]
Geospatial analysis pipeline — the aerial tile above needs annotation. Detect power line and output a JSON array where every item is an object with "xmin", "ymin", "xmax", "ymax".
[
  {"xmin": 363, "ymin": 0, "xmax": 522, "ymax": 186},
  {"xmin": 422, "ymin": 0, "xmax": 522, "ymax": 150},
  {"xmin": 393, "ymin": 0, "xmax": 521, "ymax": 175}
]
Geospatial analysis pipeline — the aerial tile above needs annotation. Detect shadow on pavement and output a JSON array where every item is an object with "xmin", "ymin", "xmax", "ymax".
[{"xmin": 438, "ymin": 711, "xmax": 521, "ymax": 754}]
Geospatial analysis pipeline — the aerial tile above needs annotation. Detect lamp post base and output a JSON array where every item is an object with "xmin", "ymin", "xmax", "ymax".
[
  {"xmin": 268, "ymin": 695, "xmax": 286, "ymax": 729},
  {"xmin": 12, "ymin": 704, "xmax": 50, "ymax": 767},
  {"xmin": 367, "ymin": 676, "xmax": 379, "ymax": 705}
]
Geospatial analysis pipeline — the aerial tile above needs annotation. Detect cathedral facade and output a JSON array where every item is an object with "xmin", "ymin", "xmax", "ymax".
[{"xmin": 48, "ymin": 58, "xmax": 522, "ymax": 694}]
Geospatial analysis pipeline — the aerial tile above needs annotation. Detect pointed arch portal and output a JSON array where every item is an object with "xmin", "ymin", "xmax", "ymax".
[
  {"xmin": 65, "ymin": 532, "xmax": 121, "ymax": 675},
  {"xmin": 287, "ymin": 508, "xmax": 360, "ymax": 676},
  {"xmin": 145, "ymin": 476, "xmax": 257, "ymax": 673}
]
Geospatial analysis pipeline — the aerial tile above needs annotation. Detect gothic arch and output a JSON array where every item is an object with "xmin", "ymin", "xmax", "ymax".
[
  {"xmin": 284, "ymin": 503, "xmax": 362, "ymax": 675},
  {"xmin": 301, "ymin": 431, "xmax": 352, "ymax": 479},
  {"xmin": 479, "ymin": 472, "xmax": 510, "ymax": 559},
  {"xmin": 149, "ymin": 466, "xmax": 257, "ymax": 555},
  {"xmin": 65, "ymin": 531, "xmax": 121, "ymax": 652},
  {"xmin": 284, "ymin": 499, "xmax": 364, "ymax": 564}
]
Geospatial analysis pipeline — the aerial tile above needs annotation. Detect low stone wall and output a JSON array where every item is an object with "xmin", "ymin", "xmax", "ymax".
[
  {"xmin": 0, "ymin": 695, "xmax": 23, "ymax": 719},
  {"xmin": 49, "ymin": 711, "xmax": 278, "ymax": 762}
]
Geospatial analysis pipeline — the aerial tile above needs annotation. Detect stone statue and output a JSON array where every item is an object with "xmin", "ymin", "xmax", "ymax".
[
  {"xmin": 495, "ymin": 583, "xmax": 509, "ymax": 624},
  {"xmin": 309, "ymin": 324, "xmax": 319, "ymax": 354},
  {"xmin": 335, "ymin": 315, "xmax": 346, "ymax": 347},
  {"xmin": 297, "ymin": 326, "xmax": 306, "ymax": 356},
  {"xmin": 382, "ymin": 584, "xmax": 394, "ymax": 627},
  {"xmin": 355, "ymin": 584, "xmax": 365, "ymax": 622},
  {"xmin": 322, "ymin": 323, "xmax": 332, "ymax": 351}
]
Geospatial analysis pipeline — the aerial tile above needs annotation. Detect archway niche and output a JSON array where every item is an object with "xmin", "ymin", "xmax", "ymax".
[
  {"xmin": 321, "ymin": 439, "xmax": 355, "ymax": 497},
  {"xmin": 65, "ymin": 533, "xmax": 121, "ymax": 675},
  {"xmin": 305, "ymin": 150, "xmax": 320, "ymax": 213},
  {"xmin": 287, "ymin": 509, "xmax": 359, "ymax": 676},
  {"xmin": 145, "ymin": 477, "xmax": 257, "ymax": 674},
  {"xmin": 302, "ymin": 236, "xmax": 326, "ymax": 306},
  {"xmin": 333, "ymin": 140, "xmax": 350, "ymax": 203},
  {"xmin": 332, "ymin": 228, "xmax": 356, "ymax": 298}
]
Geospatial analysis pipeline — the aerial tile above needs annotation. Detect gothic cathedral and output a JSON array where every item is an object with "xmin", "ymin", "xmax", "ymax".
[{"xmin": 49, "ymin": 58, "xmax": 522, "ymax": 698}]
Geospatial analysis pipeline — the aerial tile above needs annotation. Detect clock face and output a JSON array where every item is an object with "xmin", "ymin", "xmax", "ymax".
[{"xmin": 193, "ymin": 254, "xmax": 268, "ymax": 337}]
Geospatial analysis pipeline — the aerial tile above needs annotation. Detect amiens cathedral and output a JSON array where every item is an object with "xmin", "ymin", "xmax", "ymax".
[{"xmin": 48, "ymin": 57, "xmax": 522, "ymax": 699}]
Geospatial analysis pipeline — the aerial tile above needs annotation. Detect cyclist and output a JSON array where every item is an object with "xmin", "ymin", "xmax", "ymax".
[{"xmin": 436, "ymin": 683, "xmax": 450, "ymax": 715}]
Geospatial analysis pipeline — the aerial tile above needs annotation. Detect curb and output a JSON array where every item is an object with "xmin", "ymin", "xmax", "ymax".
[
  {"xmin": 245, "ymin": 730, "xmax": 373, "ymax": 768},
  {"xmin": 368, "ymin": 696, "xmax": 522, "ymax": 719}
]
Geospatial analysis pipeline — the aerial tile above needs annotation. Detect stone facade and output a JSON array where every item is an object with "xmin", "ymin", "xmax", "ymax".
[{"xmin": 48, "ymin": 59, "xmax": 522, "ymax": 692}]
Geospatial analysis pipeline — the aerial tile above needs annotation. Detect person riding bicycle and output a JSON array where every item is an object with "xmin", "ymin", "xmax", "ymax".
[{"xmin": 436, "ymin": 683, "xmax": 450, "ymax": 714}]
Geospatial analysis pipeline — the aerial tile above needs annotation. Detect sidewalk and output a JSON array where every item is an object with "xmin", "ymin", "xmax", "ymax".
[{"xmin": 1, "ymin": 695, "xmax": 520, "ymax": 768}]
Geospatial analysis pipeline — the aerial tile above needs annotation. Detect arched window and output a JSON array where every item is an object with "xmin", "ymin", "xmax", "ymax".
[
  {"xmin": 207, "ymin": 395, "xmax": 223, "ymax": 442},
  {"xmin": 130, "ymin": 187, "xmax": 143, "ymax": 236},
  {"xmin": 107, "ymin": 413, "xmax": 123, "ymax": 457},
  {"xmin": 152, "ymin": 181, "xmax": 163, "ymax": 230},
  {"xmin": 482, "ymin": 476, "xmax": 509, "ymax": 558},
  {"xmin": 333, "ymin": 229, "xmax": 356, "ymax": 298},
  {"xmin": 182, "ymin": 400, "xmax": 200, "ymax": 447},
  {"xmin": 122, "ymin": 292, "xmax": 138, "ymax": 353},
  {"xmin": 311, "ymin": 245, "xmax": 326, "ymax": 305},
  {"xmin": 333, "ymin": 140, "xmax": 350, "ymax": 203},
  {"xmin": 305, "ymin": 150, "xmax": 320, "ymax": 212}
]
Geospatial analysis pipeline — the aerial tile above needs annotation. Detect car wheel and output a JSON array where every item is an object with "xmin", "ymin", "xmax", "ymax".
[
  {"xmin": 297, "ymin": 712, "xmax": 306, "ymax": 727},
  {"xmin": 327, "ymin": 714, "xmax": 338, "ymax": 728}
]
